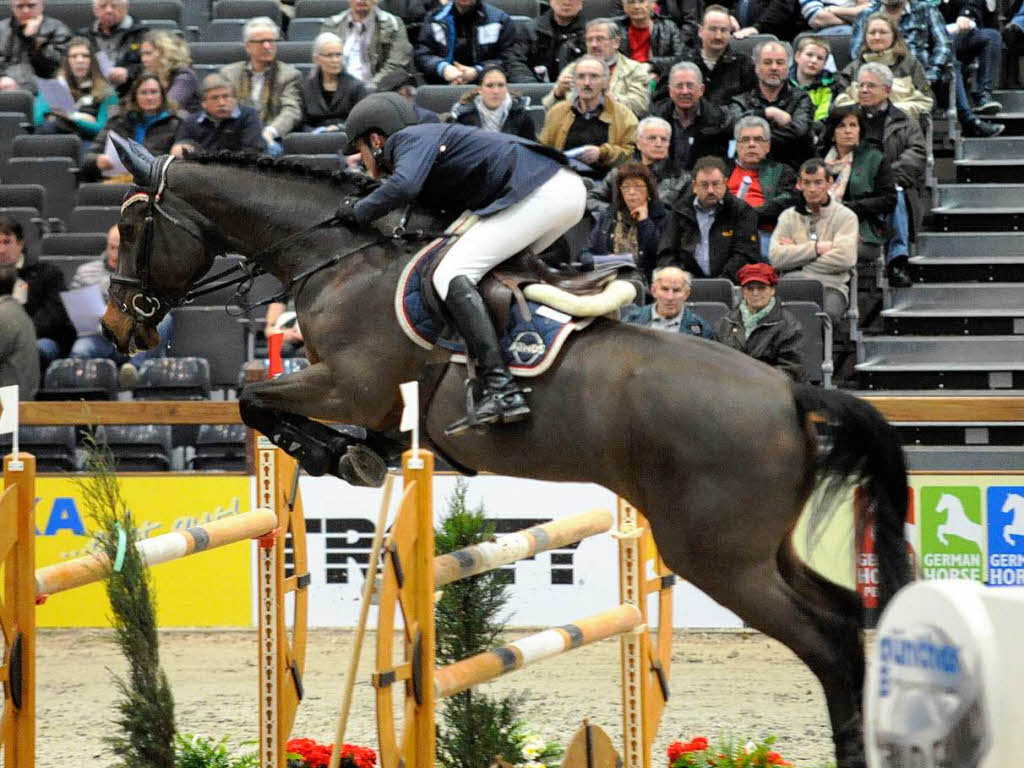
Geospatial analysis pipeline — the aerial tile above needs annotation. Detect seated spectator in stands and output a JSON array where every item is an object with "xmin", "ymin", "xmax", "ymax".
[
  {"xmin": 769, "ymin": 158, "xmax": 857, "ymax": 323},
  {"xmin": 413, "ymin": 0, "xmax": 515, "ymax": 84},
  {"xmin": 726, "ymin": 116, "xmax": 797, "ymax": 257},
  {"xmin": 220, "ymin": 17, "xmax": 302, "ymax": 156},
  {"xmin": 0, "ymin": 216, "xmax": 74, "ymax": 374},
  {"xmin": 265, "ymin": 299, "xmax": 304, "ymax": 358},
  {"xmin": 0, "ymin": 0, "xmax": 70, "ymax": 92},
  {"xmin": 140, "ymin": 29, "xmax": 200, "ymax": 113},
  {"xmin": 714, "ymin": 262, "xmax": 804, "ymax": 381},
  {"xmin": 834, "ymin": 14, "xmax": 933, "ymax": 119},
  {"xmin": 730, "ymin": 40, "xmax": 815, "ymax": 170},
  {"xmin": 798, "ymin": 0, "xmax": 872, "ymax": 36},
  {"xmin": 650, "ymin": 62, "xmax": 731, "ymax": 173},
  {"xmin": 852, "ymin": 61, "xmax": 925, "ymax": 285},
  {"xmin": 34, "ymin": 36, "xmax": 117, "ymax": 140},
  {"xmin": 658, "ymin": 0, "xmax": 702, "ymax": 47},
  {"xmin": 660, "ymin": 5, "xmax": 755, "ymax": 106},
  {"xmin": 622, "ymin": 265, "xmax": 712, "ymax": 337},
  {"xmin": 790, "ymin": 36, "xmax": 839, "ymax": 127},
  {"xmin": 299, "ymin": 33, "xmax": 369, "ymax": 133},
  {"xmin": 730, "ymin": 0, "xmax": 803, "ymax": 41},
  {"xmin": 320, "ymin": 0, "xmax": 413, "ymax": 88},
  {"xmin": 542, "ymin": 18, "xmax": 651, "ymax": 117},
  {"xmin": 850, "ymin": 0, "xmax": 1002, "ymax": 136},
  {"xmin": 83, "ymin": 72, "xmax": 182, "ymax": 181},
  {"xmin": 377, "ymin": 69, "xmax": 440, "ymax": 123},
  {"xmin": 82, "ymin": 0, "xmax": 145, "ymax": 96},
  {"xmin": 452, "ymin": 65, "xmax": 536, "ymax": 140},
  {"xmin": 936, "ymin": 0, "xmax": 1002, "ymax": 115},
  {"xmin": 820, "ymin": 104, "xmax": 896, "ymax": 262},
  {"xmin": 68, "ymin": 225, "xmax": 171, "ymax": 388},
  {"xmin": 586, "ymin": 116, "xmax": 689, "ymax": 218},
  {"xmin": 0, "ymin": 265, "xmax": 39, "ymax": 399},
  {"xmin": 657, "ymin": 155, "xmax": 760, "ymax": 283},
  {"xmin": 502, "ymin": 0, "xmax": 586, "ymax": 83},
  {"xmin": 586, "ymin": 162, "xmax": 667, "ymax": 281},
  {"xmin": 615, "ymin": 0, "xmax": 685, "ymax": 85},
  {"xmin": 172, "ymin": 74, "xmax": 265, "ymax": 155},
  {"xmin": 539, "ymin": 55, "xmax": 638, "ymax": 177}
]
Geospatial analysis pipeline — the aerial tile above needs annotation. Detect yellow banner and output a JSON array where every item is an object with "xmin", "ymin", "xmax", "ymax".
[{"xmin": 35, "ymin": 475, "xmax": 253, "ymax": 628}]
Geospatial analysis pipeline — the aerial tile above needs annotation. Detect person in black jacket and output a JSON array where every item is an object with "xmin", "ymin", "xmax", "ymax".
[
  {"xmin": 81, "ymin": 0, "xmax": 148, "ymax": 96},
  {"xmin": 731, "ymin": 0, "xmax": 805, "ymax": 41},
  {"xmin": 0, "ymin": 216, "xmax": 75, "ymax": 374},
  {"xmin": 299, "ymin": 32, "xmax": 370, "ymax": 131},
  {"xmin": 502, "ymin": 0, "xmax": 586, "ymax": 83},
  {"xmin": 0, "ymin": 0, "xmax": 71, "ymax": 92},
  {"xmin": 651, "ymin": 62, "xmax": 732, "ymax": 173},
  {"xmin": 936, "ymin": 0, "xmax": 1002, "ymax": 114},
  {"xmin": 451, "ymin": 65, "xmax": 536, "ymax": 139},
  {"xmin": 414, "ymin": 0, "xmax": 516, "ymax": 84},
  {"xmin": 615, "ymin": 0, "xmax": 685, "ymax": 82},
  {"xmin": 172, "ymin": 73, "xmax": 264, "ymax": 155}
]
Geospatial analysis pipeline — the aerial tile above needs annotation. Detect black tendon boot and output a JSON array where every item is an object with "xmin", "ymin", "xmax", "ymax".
[{"xmin": 443, "ymin": 275, "xmax": 530, "ymax": 436}]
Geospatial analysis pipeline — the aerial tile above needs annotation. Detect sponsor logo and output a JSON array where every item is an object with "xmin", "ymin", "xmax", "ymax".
[{"xmin": 508, "ymin": 331, "xmax": 546, "ymax": 366}]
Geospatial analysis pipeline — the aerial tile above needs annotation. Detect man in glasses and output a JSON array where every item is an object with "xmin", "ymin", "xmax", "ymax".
[
  {"xmin": 320, "ymin": 0, "xmax": 413, "ymax": 88},
  {"xmin": 0, "ymin": 0, "xmax": 70, "ymax": 92},
  {"xmin": 650, "ymin": 61, "xmax": 731, "ymax": 174},
  {"xmin": 82, "ymin": 0, "xmax": 147, "ymax": 95},
  {"xmin": 220, "ymin": 16, "xmax": 302, "ymax": 155}
]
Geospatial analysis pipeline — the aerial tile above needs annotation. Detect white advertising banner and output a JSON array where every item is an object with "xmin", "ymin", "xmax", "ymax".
[{"xmin": 268, "ymin": 472, "xmax": 741, "ymax": 629}]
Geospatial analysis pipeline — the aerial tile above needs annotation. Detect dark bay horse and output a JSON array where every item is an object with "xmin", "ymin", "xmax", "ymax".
[{"xmin": 100, "ymin": 145, "xmax": 911, "ymax": 768}]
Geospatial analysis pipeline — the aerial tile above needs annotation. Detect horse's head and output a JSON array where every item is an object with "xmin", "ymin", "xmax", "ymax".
[
  {"xmin": 1004, "ymin": 493, "xmax": 1023, "ymax": 515},
  {"xmin": 100, "ymin": 134, "xmax": 218, "ymax": 353}
]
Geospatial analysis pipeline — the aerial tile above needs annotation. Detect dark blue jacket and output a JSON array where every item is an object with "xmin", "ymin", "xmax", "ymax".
[
  {"xmin": 586, "ymin": 201, "xmax": 668, "ymax": 283},
  {"xmin": 414, "ymin": 0, "xmax": 516, "ymax": 83},
  {"xmin": 175, "ymin": 105, "xmax": 264, "ymax": 153},
  {"xmin": 622, "ymin": 302, "xmax": 713, "ymax": 338},
  {"xmin": 353, "ymin": 122, "xmax": 568, "ymax": 223}
]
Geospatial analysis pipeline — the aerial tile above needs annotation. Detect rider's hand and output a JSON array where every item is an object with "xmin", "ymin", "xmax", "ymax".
[{"xmin": 336, "ymin": 197, "xmax": 361, "ymax": 228}]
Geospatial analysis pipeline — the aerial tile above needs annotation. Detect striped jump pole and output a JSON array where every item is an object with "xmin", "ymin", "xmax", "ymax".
[
  {"xmin": 34, "ymin": 509, "xmax": 279, "ymax": 597},
  {"xmin": 434, "ymin": 604, "xmax": 643, "ymax": 699}
]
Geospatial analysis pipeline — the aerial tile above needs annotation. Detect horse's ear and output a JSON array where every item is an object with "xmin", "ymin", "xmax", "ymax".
[{"xmin": 110, "ymin": 132, "xmax": 158, "ymax": 188}]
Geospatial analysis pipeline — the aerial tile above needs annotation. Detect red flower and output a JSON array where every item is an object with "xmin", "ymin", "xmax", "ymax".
[{"xmin": 765, "ymin": 751, "xmax": 791, "ymax": 766}]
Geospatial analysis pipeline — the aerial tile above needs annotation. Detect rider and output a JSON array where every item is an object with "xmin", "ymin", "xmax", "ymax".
[{"xmin": 338, "ymin": 92, "xmax": 587, "ymax": 435}]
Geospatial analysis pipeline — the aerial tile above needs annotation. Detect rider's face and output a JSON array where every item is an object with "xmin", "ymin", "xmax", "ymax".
[{"xmin": 358, "ymin": 135, "xmax": 385, "ymax": 178}]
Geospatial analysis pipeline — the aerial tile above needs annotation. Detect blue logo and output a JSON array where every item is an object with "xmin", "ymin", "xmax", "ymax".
[{"xmin": 985, "ymin": 486, "xmax": 1024, "ymax": 587}]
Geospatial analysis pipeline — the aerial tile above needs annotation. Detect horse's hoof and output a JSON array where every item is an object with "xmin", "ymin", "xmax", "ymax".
[{"xmin": 338, "ymin": 444, "xmax": 387, "ymax": 487}]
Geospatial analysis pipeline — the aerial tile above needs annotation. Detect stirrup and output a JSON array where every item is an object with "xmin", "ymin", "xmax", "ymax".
[{"xmin": 444, "ymin": 379, "xmax": 531, "ymax": 437}]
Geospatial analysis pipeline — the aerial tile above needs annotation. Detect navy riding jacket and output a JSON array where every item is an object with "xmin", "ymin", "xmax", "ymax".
[{"xmin": 353, "ymin": 122, "xmax": 568, "ymax": 223}]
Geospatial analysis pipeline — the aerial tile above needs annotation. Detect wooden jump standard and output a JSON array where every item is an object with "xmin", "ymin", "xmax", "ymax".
[
  {"xmin": 374, "ymin": 450, "xmax": 673, "ymax": 768},
  {"xmin": 0, "ymin": 440, "xmax": 308, "ymax": 768}
]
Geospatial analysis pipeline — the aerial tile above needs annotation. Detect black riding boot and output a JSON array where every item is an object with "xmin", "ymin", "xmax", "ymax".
[{"xmin": 444, "ymin": 275, "xmax": 530, "ymax": 436}]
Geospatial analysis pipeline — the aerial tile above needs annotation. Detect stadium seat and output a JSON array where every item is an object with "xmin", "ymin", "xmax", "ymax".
[
  {"xmin": 95, "ymin": 424, "xmax": 174, "ymax": 471},
  {"xmin": 42, "ymin": 255, "xmax": 95, "ymax": 286},
  {"xmin": 525, "ymin": 105, "xmax": 545, "ymax": 135},
  {"xmin": 134, "ymin": 357, "xmax": 212, "ymax": 399},
  {"xmin": 39, "ymin": 358, "xmax": 118, "ymax": 400},
  {"xmin": 782, "ymin": 301, "xmax": 833, "ymax": 387},
  {"xmin": 0, "ymin": 112, "xmax": 29, "ymax": 167},
  {"xmin": 189, "ymin": 423, "xmax": 247, "ymax": 471},
  {"xmin": 212, "ymin": 0, "xmax": 282, "ymax": 24},
  {"xmin": 2, "ymin": 157, "xmax": 76, "ymax": 223},
  {"xmin": 686, "ymin": 300, "xmax": 730, "ymax": 331},
  {"xmin": 730, "ymin": 34, "xmax": 779, "ymax": 62},
  {"xmin": 171, "ymin": 307, "xmax": 247, "ymax": 389},
  {"xmin": 775, "ymin": 278, "xmax": 825, "ymax": 308},
  {"xmin": 275, "ymin": 41, "xmax": 314, "ymax": 64},
  {"xmin": 133, "ymin": 0, "xmax": 185, "ymax": 24},
  {"xmin": 579, "ymin": 0, "xmax": 620, "ymax": 21},
  {"xmin": 68, "ymin": 206, "xmax": 121, "ymax": 233},
  {"xmin": 11, "ymin": 134, "xmax": 82, "ymax": 163},
  {"xmin": 0, "ymin": 183, "xmax": 45, "ymax": 212},
  {"xmin": 189, "ymin": 41, "xmax": 246, "ymax": 66},
  {"xmin": 207, "ymin": 17, "xmax": 248, "ymax": 42},
  {"xmin": 509, "ymin": 81, "xmax": 554, "ymax": 105},
  {"xmin": 295, "ymin": 0, "xmax": 348, "ymax": 17},
  {"xmin": 283, "ymin": 153, "xmax": 344, "ymax": 171},
  {"xmin": 77, "ymin": 183, "xmax": 131, "ymax": 208},
  {"xmin": 493, "ymin": 0, "xmax": 539, "ymax": 16},
  {"xmin": 689, "ymin": 278, "xmax": 735, "ymax": 306},
  {"xmin": 0, "ymin": 426, "xmax": 77, "ymax": 472},
  {"xmin": 288, "ymin": 17, "xmax": 325, "ymax": 40},
  {"xmin": 42, "ymin": 4, "xmax": 96, "ymax": 33},
  {"xmin": 415, "ymin": 84, "xmax": 475, "ymax": 114},
  {"xmin": 41, "ymin": 231, "xmax": 107, "ymax": 256},
  {"xmin": 0, "ymin": 90, "xmax": 33, "ymax": 120},
  {"xmin": 282, "ymin": 131, "xmax": 348, "ymax": 154}
]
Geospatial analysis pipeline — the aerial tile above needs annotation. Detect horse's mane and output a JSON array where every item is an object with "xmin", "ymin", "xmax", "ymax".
[{"xmin": 186, "ymin": 151, "xmax": 380, "ymax": 195}]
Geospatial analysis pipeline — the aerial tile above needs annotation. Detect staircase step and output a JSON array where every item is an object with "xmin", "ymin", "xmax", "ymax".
[
  {"xmin": 856, "ymin": 336, "xmax": 1024, "ymax": 389},
  {"xmin": 955, "ymin": 159, "xmax": 1024, "ymax": 183},
  {"xmin": 887, "ymin": 283, "xmax": 1024, "ymax": 312},
  {"xmin": 993, "ymin": 90, "xmax": 1024, "ymax": 112},
  {"xmin": 929, "ymin": 185, "xmax": 1024, "ymax": 230},
  {"xmin": 910, "ymin": 233, "xmax": 1024, "ymax": 281}
]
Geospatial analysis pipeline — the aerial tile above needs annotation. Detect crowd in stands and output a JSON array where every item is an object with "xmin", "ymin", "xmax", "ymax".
[{"xmin": 0, "ymin": 0, "xmax": 1019, "ymax": 395}]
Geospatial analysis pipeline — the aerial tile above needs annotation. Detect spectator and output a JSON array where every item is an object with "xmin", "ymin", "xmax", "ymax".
[
  {"xmin": 542, "ymin": 18, "xmax": 651, "ymax": 117},
  {"xmin": 172, "ymin": 74, "xmax": 265, "ymax": 155},
  {"xmin": 0, "ymin": 216, "xmax": 74, "ymax": 374},
  {"xmin": 731, "ymin": 0, "xmax": 803, "ymax": 41},
  {"xmin": 852, "ymin": 61, "xmax": 924, "ymax": 286},
  {"xmin": 650, "ymin": 61, "xmax": 731, "ymax": 173},
  {"xmin": 849, "ymin": 0, "xmax": 1002, "ymax": 136},
  {"xmin": 320, "ymin": 0, "xmax": 413, "ymax": 89},
  {"xmin": 377, "ymin": 68, "xmax": 441, "ymax": 123},
  {"xmin": 0, "ymin": 0, "xmax": 70, "ymax": 92},
  {"xmin": 657, "ymin": 155, "xmax": 760, "ymax": 282},
  {"xmin": 820, "ymin": 104, "xmax": 896, "ymax": 261},
  {"xmin": 934, "ymin": 0, "xmax": 1002, "ymax": 115},
  {"xmin": 0, "ymin": 265, "xmax": 39, "ymax": 399},
  {"xmin": 413, "ymin": 0, "xmax": 515, "ymax": 84},
  {"xmin": 769, "ymin": 158, "xmax": 858, "ymax": 324},
  {"xmin": 714, "ymin": 262, "xmax": 804, "ymax": 382},
  {"xmin": 586, "ymin": 116, "xmax": 689, "ymax": 218},
  {"xmin": 730, "ymin": 40, "xmax": 815, "ymax": 170},
  {"xmin": 68, "ymin": 225, "xmax": 172, "ymax": 388},
  {"xmin": 82, "ymin": 0, "xmax": 145, "ymax": 96},
  {"xmin": 140, "ymin": 29, "xmax": 200, "ymax": 113},
  {"xmin": 501, "ymin": 0, "xmax": 586, "ymax": 83},
  {"xmin": 299, "ymin": 32, "xmax": 369, "ymax": 132},
  {"xmin": 33, "ymin": 35, "xmax": 117, "ymax": 140},
  {"xmin": 834, "ymin": 13, "xmax": 933, "ymax": 119},
  {"xmin": 539, "ymin": 55, "xmax": 638, "ymax": 177},
  {"xmin": 658, "ymin": 0, "xmax": 702, "ymax": 47},
  {"xmin": 220, "ymin": 17, "xmax": 302, "ymax": 155},
  {"xmin": 622, "ymin": 265, "xmax": 713, "ymax": 337},
  {"xmin": 726, "ymin": 115, "xmax": 797, "ymax": 257},
  {"xmin": 82, "ymin": 72, "xmax": 181, "ymax": 181},
  {"xmin": 798, "ymin": 0, "xmax": 872, "ymax": 35},
  {"xmin": 586, "ymin": 161, "xmax": 668, "ymax": 281},
  {"xmin": 790, "ymin": 36, "xmax": 839, "ymax": 125},
  {"xmin": 452, "ymin": 65, "xmax": 536, "ymax": 140},
  {"xmin": 615, "ymin": 0, "xmax": 685, "ymax": 83},
  {"xmin": 662, "ymin": 5, "xmax": 755, "ymax": 106}
]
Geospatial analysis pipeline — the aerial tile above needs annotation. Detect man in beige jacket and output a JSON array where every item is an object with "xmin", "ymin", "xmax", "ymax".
[
  {"xmin": 320, "ymin": 0, "xmax": 413, "ymax": 88},
  {"xmin": 769, "ymin": 158, "xmax": 857, "ymax": 324}
]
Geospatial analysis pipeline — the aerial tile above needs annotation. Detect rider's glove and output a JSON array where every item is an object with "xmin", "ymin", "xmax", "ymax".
[{"xmin": 336, "ymin": 197, "xmax": 361, "ymax": 228}]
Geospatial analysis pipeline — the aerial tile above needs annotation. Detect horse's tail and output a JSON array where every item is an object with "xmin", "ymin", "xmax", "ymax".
[{"xmin": 792, "ymin": 383, "xmax": 912, "ymax": 614}]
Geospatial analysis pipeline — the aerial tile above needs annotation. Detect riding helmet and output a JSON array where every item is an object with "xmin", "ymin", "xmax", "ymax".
[{"xmin": 344, "ymin": 92, "xmax": 419, "ymax": 154}]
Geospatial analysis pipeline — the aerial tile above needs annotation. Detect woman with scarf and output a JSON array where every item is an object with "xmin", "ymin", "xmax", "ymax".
[
  {"xmin": 585, "ymin": 161, "xmax": 666, "ymax": 284},
  {"xmin": 299, "ymin": 32, "xmax": 369, "ymax": 132},
  {"xmin": 33, "ymin": 37, "xmax": 117, "ymax": 141},
  {"xmin": 81, "ymin": 73, "xmax": 182, "ymax": 182},
  {"xmin": 833, "ymin": 14, "xmax": 933, "ymax": 119},
  {"xmin": 140, "ymin": 30, "xmax": 201, "ymax": 113},
  {"xmin": 451, "ymin": 65, "xmax": 536, "ymax": 140}
]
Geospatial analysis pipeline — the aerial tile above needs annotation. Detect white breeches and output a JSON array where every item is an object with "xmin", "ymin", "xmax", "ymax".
[{"xmin": 431, "ymin": 167, "xmax": 587, "ymax": 300}]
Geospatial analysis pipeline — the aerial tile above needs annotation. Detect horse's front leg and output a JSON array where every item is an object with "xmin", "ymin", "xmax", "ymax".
[{"xmin": 239, "ymin": 361, "xmax": 402, "ymax": 486}]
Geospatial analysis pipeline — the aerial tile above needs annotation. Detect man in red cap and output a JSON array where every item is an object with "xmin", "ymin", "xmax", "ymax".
[{"xmin": 713, "ymin": 262, "xmax": 805, "ymax": 381}]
